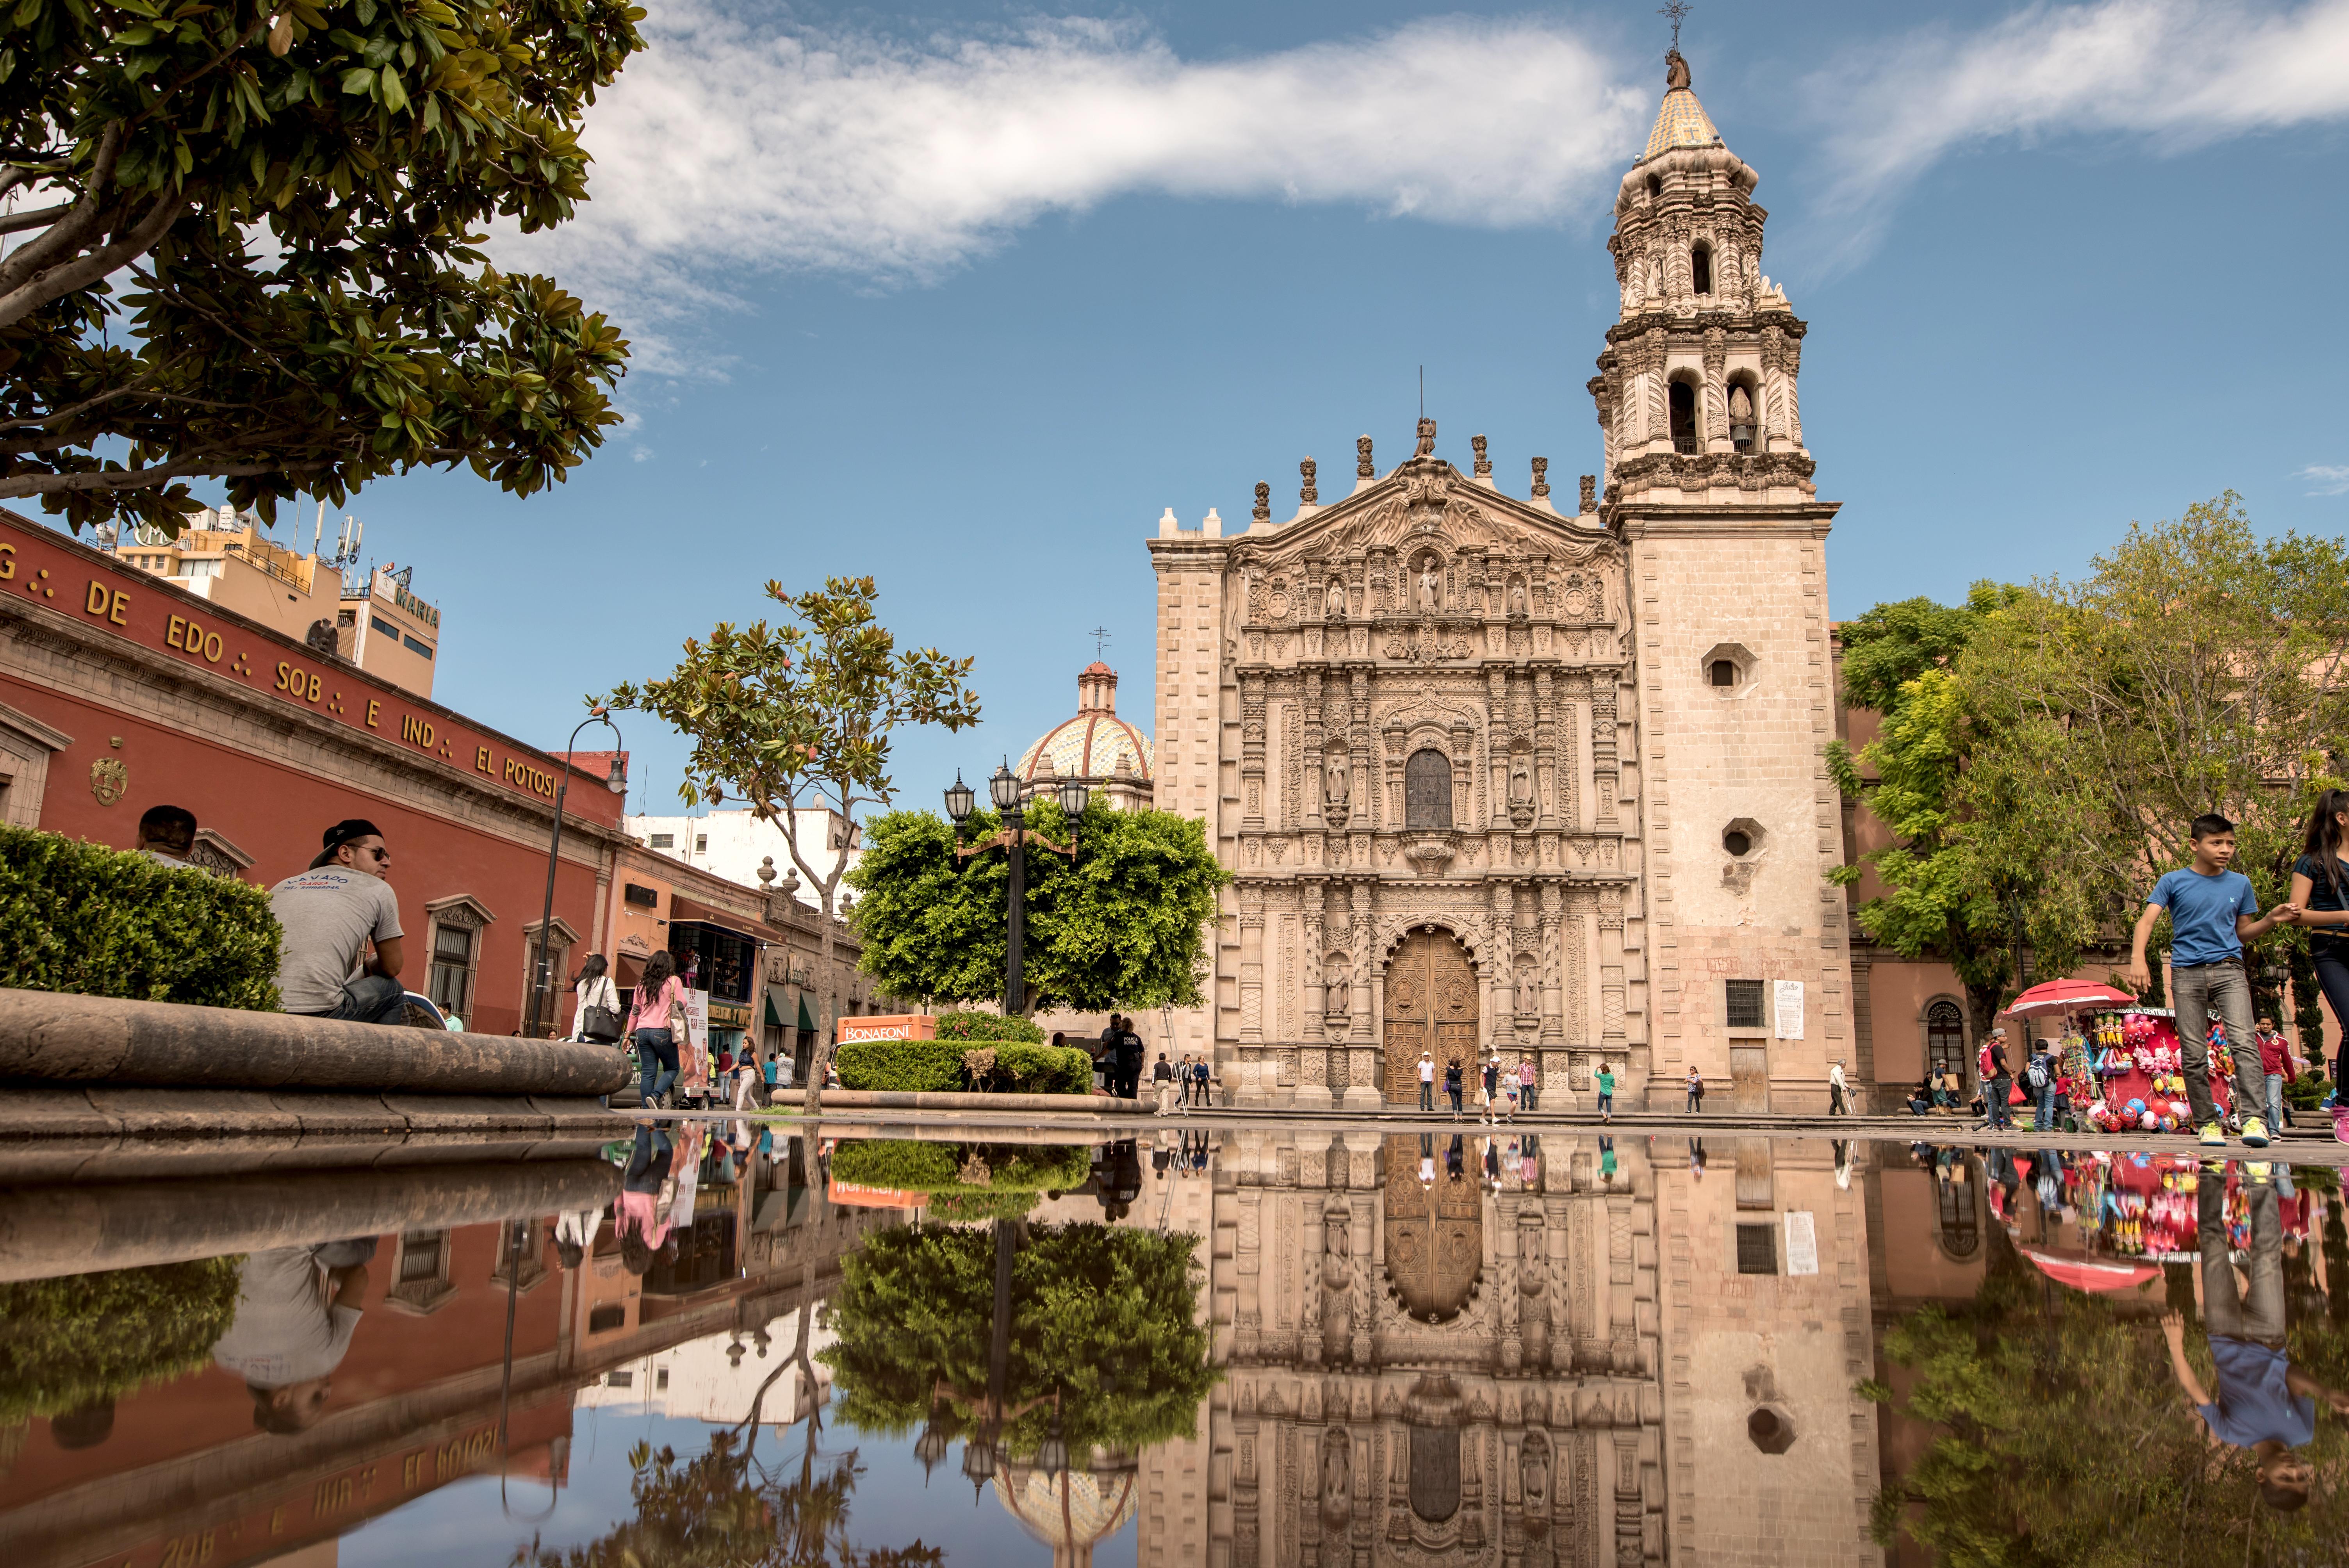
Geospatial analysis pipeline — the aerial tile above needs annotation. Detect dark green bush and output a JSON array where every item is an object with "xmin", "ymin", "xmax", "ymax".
[
  {"xmin": 834, "ymin": 1038, "xmax": 965, "ymax": 1093},
  {"xmin": 833, "ymin": 1033, "xmax": 1092, "ymax": 1095},
  {"xmin": 829, "ymin": 1140, "xmax": 1088, "ymax": 1194},
  {"xmin": 933, "ymin": 1010, "xmax": 1045, "ymax": 1043},
  {"xmin": 0, "ymin": 825, "xmax": 280, "ymax": 1008},
  {"xmin": 0, "ymin": 1256, "xmax": 244, "ymax": 1424}
]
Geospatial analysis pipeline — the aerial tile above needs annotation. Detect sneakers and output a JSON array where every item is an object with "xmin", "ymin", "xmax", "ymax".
[
  {"xmin": 2240, "ymin": 1115, "xmax": 2271, "ymax": 1149},
  {"xmin": 2244, "ymin": 1162, "xmax": 2274, "ymax": 1185},
  {"xmin": 2199, "ymin": 1121, "xmax": 2226, "ymax": 1147}
]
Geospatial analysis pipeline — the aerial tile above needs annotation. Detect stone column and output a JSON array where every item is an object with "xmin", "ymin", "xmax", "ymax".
[
  {"xmin": 1591, "ymin": 677, "xmax": 1620, "ymax": 830},
  {"xmin": 1239, "ymin": 892, "xmax": 1264, "ymax": 1048},
  {"xmin": 1344, "ymin": 884, "xmax": 1380, "ymax": 1109},
  {"xmin": 1241, "ymin": 673, "xmax": 1266, "ymax": 832},
  {"xmin": 1303, "ymin": 668, "xmax": 1327, "ymax": 830},
  {"xmin": 1540, "ymin": 883, "xmax": 1566, "ymax": 1044},
  {"xmin": 1533, "ymin": 666, "xmax": 1557, "ymax": 829},
  {"xmin": 1487, "ymin": 666, "xmax": 1511, "ymax": 830}
]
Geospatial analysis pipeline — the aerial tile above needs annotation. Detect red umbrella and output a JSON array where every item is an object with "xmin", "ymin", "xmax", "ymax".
[
  {"xmin": 2006, "ymin": 978, "xmax": 2137, "ymax": 1019},
  {"xmin": 2021, "ymin": 1245, "xmax": 2161, "ymax": 1294}
]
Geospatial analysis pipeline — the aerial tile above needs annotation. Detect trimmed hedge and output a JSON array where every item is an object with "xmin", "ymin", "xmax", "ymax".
[
  {"xmin": 0, "ymin": 1256, "xmax": 244, "ymax": 1424},
  {"xmin": 934, "ymin": 1010, "xmax": 1046, "ymax": 1043},
  {"xmin": 830, "ymin": 1140, "xmax": 1089, "ymax": 1193},
  {"xmin": 0, "ymin": 825, "xmax": 280, "ymax": 1009},
  {"xmin": 834, "ymin": 1035, "xmax": 1092, "ymax": 1095}
]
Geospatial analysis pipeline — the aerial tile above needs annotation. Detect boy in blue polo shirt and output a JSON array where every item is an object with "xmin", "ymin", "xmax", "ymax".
[{"xmin": 2126, "ymin": 813, "xmax": 2299, "ymax": 1147}]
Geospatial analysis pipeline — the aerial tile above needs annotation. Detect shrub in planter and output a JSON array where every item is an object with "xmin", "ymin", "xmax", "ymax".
[
  {"xmin": 972, "ymin": 1042, "xmax": 1092, "ymax": 1095},
  {"xmin": 833, "ymin": 1038, "xmax": 965, "ymax": 1093},
  {"xmin": 934, "ymin": 1011, "xmax": 1046, "ymax": 1044},
  {"xmin": 833, "ymin": 1034, "xmax": 1094, "ymax": 1095},
  {"xmin": 0, "ymin": 825, "xmax": 280, "ymax": 1008}
]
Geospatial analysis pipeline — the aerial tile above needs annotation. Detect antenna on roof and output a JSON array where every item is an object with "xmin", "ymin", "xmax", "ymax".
[{"xmin": 1089, "ymin": 625, "xmax": 1112, "ymax": 661}]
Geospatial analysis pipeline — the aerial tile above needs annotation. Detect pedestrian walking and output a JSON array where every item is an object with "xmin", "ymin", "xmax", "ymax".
[
  {"xmin": 1978, "ymin": 1028, "xmax": 2014, "ymax": 1131},
  {"xmin": 572, "ymin": 954, "xmax": 624, "ymax": 1044},
  {"xmin": 1418, "ymin": 1050, "xmax": 1436, "ymax": 1112},
  {"xmin": 1518, "ymin": 1056, "xmax": 1538, "ymax": 1113},
  {"xmin": 626, "ymin": 950, "xmax": 686, "ymax": 1109},
  {"xmin": 1828, "ymin": 1059, "xmax": 1849, "ymax": 1116},
  {"xmin": 1195, "ymin": 1055, "xmax": 1216, "ymax": 1109},
  {"xmin": 1119, "ymin": 1016, "xmax": 1146, "ymax": 1100},
  {"xmin": 1151, "ymin": 1053, "xmax": 1180, "ymax": 1115},
  {"xmin": 1685, "ymin": 1065, "xmax": 1704, "ymax": 1114},
  {"xmin": 1481, "ymin": 1055, "xmax": 1500, "ymax": 1124},
  {"xmin": 1499, "ymin": 1071, "xmax": 1519, "ymax": 1123},
  {"xmin": 2028, "ymin": 1039, "xmax": 2060, "ymax": 1132},
  {"xmin": 2127, "ymin": 811, "xmax": 2298, "ymax": 1147},
  {"xmin": 1595, "ymin": 1061, "xmax": 1616, "ymax": 1123},
  {"xmin": 268, "ymin": 818, "xmax": 407, "ymax": 1025},
  {"xmin": 2255, "ymin": 1016, "xmax": 2296, "ymax": 1131},
  {"xmin": 1444, "ymin": 1060, "xmax": 1463, "ymax": 1119}
]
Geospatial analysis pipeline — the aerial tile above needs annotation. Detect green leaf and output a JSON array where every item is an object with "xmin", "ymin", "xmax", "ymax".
[
  {"xmin": 339, "ymin": 65, "xmax": 376, "ymax": 94},
  {"xmin": 379, "ymin": 64, "xmax": 407, "ymax": 112}
]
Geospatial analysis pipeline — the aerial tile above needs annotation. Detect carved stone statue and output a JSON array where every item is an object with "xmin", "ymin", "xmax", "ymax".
[
  {"xmin": 1319, "ymin": 1429, "xmax": 1352, "ymax": 1533},
  {"xmin": 1324, "ymin": 757, "xmax": 1350, "ymax": 809},
  {"xmin": 1665, "ymin": 47, "xmax": 1690, "ymax": 91},
  {"xmin": 1356, "ymin": 434, "xmax": 1374, "ymax": 478},
  {"xmin": 1418, "ymin": 558, "xmax": 1441, "ymax": 613},
  {"xmin": 1320, "ymin": 1225, "xmax": 1355, "ymax": 1365},
  {"xmin": 1414, "ymin": 416, "xmax": 1436, "ymax": 458},
  {"xmin": 1510, "ymin": 754, "xmax": 1533, "ymax": 802},
  {"xmin": 1300, "ymin": 457, "xmax": 1318, "ymax": 504},
  {"xmin": 1326, "ymin": 578, "xmax": 1346, "ymax": 619},
  {"xmin": 1530, "ymin": 455, "xmax": 1550, "ymax": 498},
  {"xmin": 1252, "ymin": 481, "xmax": 1270, "ymax": 524},
  {"xmin": 1515, "ymin": 968, "xmax": 1538, "ymax": 1017},
  {"xmin": 1510, "ymin": 580, "xmax": 1527, "ymax": 618},
  {"xmin": 1471, "ymin": 433, "xmax": 1490, "ymax": 476},
  {"xmin": 1519, "ymin": 1435, "xmax": 1551, "ymax": 1534}
]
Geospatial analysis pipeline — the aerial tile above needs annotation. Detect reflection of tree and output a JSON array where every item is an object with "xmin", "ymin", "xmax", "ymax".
[
  {"xmin": 0, "ymin": 1257, "xmax": 241, "ymax": 1424},
  {"xmin": 821, "ymin": 1223, "xmax": 1215, "ymax": 1459},
  {"xmin": 510, "ymin": 1431, "xmax": 941, "ymax": 1568},
  {"xmin": 827, "ymin": 1141, "xmax": 1090, "ymax": 1224},
  {"xmin": 1866, "ymin": 1212, "xmax": 2349, "ymax": 1563}
]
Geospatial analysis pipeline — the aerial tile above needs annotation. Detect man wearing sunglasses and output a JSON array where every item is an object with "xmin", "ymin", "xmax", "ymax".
[{"xmin": 268, "ymin": 818, "xmax": 407, "ymax": 1025}]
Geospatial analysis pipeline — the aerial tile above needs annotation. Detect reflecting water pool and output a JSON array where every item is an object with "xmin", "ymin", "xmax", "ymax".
[{"xmin": 4, "ymin": 1123, "xmax": 2349, "ymax": 1566}]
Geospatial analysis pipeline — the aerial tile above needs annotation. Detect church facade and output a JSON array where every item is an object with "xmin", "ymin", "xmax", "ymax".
[{"xmin": 1148, "ymin": 53, "xmax": 1858, "ymax": 1112}]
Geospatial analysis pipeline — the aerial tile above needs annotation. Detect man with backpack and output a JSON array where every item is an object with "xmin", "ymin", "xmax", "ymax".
[{"xmin": 2027, "ymin": 1039, "xmax": 2061, "ymax": 1131}]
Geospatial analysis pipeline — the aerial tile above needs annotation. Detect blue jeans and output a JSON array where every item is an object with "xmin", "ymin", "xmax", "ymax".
[
  {"xmin": 2266, "ymin": 1073, "xmax": 2287, "ymax": 1131},
  {"xmin": 2034, "ymin": 1082, "xmax": 2058, "ymax": 1131},
  {"xmin": 310, "ymin": 973, "xmax": 408, "ymax": 1026},
  {"xmin": 635, "ymin": 1027, "xmax": 679, "ymax": 1103}
]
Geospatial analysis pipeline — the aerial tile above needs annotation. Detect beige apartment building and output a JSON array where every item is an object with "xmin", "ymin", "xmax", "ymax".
[{"xmin": 109, "ymin": 505, "xmax": 443, "ymax": 698}]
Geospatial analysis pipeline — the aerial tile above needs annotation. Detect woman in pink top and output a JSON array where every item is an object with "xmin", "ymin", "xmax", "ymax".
[{"xmin": 626, "ymin": 951, "xmax": 685, "ymax": 1109}]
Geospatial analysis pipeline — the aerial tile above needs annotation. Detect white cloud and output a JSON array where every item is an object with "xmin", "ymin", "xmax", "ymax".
[
  {"xmin": 1811, "ymin": 0, "xmax": 2349, "ymax": 242},
  {"xmin": 2300, "ymin": 464, "xmax": 2349, "ymax": 495},
  {"xmin": 496, "ymin": 9, "xmax": 1645, "ymax": 338}
]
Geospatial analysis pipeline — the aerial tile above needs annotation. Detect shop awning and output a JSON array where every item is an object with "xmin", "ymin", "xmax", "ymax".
[
  {"xmin": 668, "ymin": 895, "xmax": 771, "ymax": 944},
  {"xmin": 615, "ymin": 952, "xmax": 645, "ymax": 987},
  {"xmin": 798, "ymin": 995, "xmax": 815, "ymax": 1032},
  {"xmin": 764, "ymin": 992, "xmax": 787, "ymax": 1029}
]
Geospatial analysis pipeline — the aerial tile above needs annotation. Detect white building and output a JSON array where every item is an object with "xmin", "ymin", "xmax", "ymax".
[
  {"xmin": 577, "ymin": 1306, "xmax": 833, "ymax": 1429},
  {"xmin": 627, "ymin": 804, "xmax": 863, "ymax": 903}
]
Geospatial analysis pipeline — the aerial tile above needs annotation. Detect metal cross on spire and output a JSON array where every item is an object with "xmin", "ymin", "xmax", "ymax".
[
  {"xmin": 1089, "ymin": 625, "xmax": 1112, "ymax": 661},
  {"xmin": 1659, "ymin": 0, "xmax": 1690, "ymax": 50}
]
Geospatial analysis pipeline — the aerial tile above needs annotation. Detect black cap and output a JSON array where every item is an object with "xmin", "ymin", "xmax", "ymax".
[{"xmin": 310, "ymin": 817, "xmax": 384, "ymax": 868}]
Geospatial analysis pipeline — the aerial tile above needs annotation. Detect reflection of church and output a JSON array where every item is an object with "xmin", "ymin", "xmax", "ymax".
[
  {"xmin": 1147, "ymin": 50, "xmax": 1855, "ymax": 1112},
  {"xmin": 1135, "ymin": 1128, "xmax": 1884, "ymax": 1566}
]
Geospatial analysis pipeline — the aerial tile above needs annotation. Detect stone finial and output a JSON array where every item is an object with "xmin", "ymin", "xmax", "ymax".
[
  {"xmin": 1356, "ymin": 435, "xmax": 1374, "ymax": 478},
  {"xmin": 1253, "ymin": 483, "xmax": 1271, "ymax": 525},
  {"xmin": 757, "ymin": 855, "xmax": 777, "ymax": 886},
  {"xmin": 1472, "ymin": 435, "xmax": 1490, "ymax": 478},
  {"xmin": 1530, "ymin": 457, "xmax": 1551, "ymax": 498},
  {"xmin": 1414, "ymin": 417, "xmax": 1436, "ymax": 458},
  {"xmin": 1300, "ymin": 458, "xmax": 1318, "ymax": 505},
  {"xmin": 1579, "ymin": 474, "xmax": 1598, "ymax": 512}
]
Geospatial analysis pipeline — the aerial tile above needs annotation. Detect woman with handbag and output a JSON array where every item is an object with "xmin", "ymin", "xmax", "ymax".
[
  {"xmin": 626, "ymin": 951, "xmax": 686, "ymax": 1110},
  {"xmin": 573, "ymin": 954, "xmax": 624, "ymax": 1044}
]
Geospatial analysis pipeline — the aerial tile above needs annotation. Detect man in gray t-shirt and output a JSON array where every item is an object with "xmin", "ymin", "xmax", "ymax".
[
  {"xmin": 212, "ymin": 1240, "xmax": 374, "ymax": 1433},
  {"xmin": 269, "ymin": 818, "xmax": 406, "ymax": 1023}
]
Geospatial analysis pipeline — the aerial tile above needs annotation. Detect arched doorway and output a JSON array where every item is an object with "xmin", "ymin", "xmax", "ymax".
[
  {"xmin": 1383, "ymin": 927, "xmax": 1477, "ymax": 1103},
  {"xmin": 1383, "ymin": 1135, "xmax": 1483, "ymax": 1323}
]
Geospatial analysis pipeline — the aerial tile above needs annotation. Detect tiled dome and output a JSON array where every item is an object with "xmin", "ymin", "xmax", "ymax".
[
  {"xmin": 993, "ymin": 1459, "xmax": 1139, "ymax": 1559},
  {"xmin": 1017, "ymin": 662, "xmax": 1153, "ymax": 784}
]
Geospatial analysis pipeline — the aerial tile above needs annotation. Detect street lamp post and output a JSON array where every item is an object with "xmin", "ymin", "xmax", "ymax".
[
  {"xmin": 943, "ymin": 764, "xmax": 1085, "ymax": 1017},
  {"xmin": 525, "ymin": 709, "xmax": 626, "ymax": 1040}
]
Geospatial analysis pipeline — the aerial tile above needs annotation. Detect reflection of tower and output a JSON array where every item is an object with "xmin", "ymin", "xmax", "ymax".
[
  {"xmin": 993, "ymin": 1458, "xmax": 1141, "ymax": 1568},
  {"xmin": 1131, "ymin": 1127, "xmax": 1215, "ymax": 1568}
]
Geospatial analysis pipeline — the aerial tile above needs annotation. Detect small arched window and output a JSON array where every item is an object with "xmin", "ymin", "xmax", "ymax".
[
  {"xmin": 1404, "ymin": 749, "xmax": 1453, "ymax": 829},
  {"xmin": 1691, "ymin": 243, "xmax": 1713, "ymax": 296},
  {"xmin": 1926, "ymin": 1000, "xmax": 1967, "ymax": 1081},
  {"xmin": 1668, "ymin": 380, "xmax": 1698, "ymax": 455}
]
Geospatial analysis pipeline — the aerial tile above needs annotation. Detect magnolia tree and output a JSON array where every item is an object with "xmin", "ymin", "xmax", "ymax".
[
  {"xmin": 0, "ymin": 0, "xmax": 642, "ymax": 532},
  {"xmin": 604, "ymin": 576, "xmax": 980, "ymax": 1114}
]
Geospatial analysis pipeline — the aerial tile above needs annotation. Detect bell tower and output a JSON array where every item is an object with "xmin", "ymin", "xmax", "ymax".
[{"xmin": 1590, "ymin": 49, "xmax": 1857, "ymax": 1113}]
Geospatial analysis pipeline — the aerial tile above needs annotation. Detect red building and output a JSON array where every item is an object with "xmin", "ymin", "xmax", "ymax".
[{"xmin": 0, "ymin": 511, "xmax": 627, "ymax": 1036}]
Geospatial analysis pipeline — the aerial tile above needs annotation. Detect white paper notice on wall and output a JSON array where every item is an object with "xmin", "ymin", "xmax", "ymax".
[
  {"xmin": 1784, "ymin": 1211, "xmax": 1820, "ymax": 1276},
  {"xmin": 1773, "ymin": 980, "xmax": 1805, "ymax": 1040}
]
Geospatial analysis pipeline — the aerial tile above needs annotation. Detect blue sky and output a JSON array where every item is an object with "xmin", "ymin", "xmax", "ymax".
[{"xmin": 185, "ymin": 0, "xmax": 2349, "ymax": 820}]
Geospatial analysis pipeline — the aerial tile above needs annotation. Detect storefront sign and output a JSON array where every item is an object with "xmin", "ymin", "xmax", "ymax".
[
  {"xmin": 837, "ymin": 1013, "xmax": 936, "ymax": 1044},
  {"xmin": 684, "ymin": 989, "xmax": 710, "ymax": 1042},
  {"xmin": 827, "ymin": 1180, "xmax": 924, "ymax": 1210},
  {"xmin": 708, "ymin": 1001, "xmax": 752, "ymax": 1029},
  {"xmin": 0, "ymin": 516, "xmax": 614, "ymax": 822}
]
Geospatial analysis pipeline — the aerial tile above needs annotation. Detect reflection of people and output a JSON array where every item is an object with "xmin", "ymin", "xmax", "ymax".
[
  {"xmin": 616, "ymin": 1123, "xmax": 677, "ymax": 1275},
  {"xmin": 211, "ymin": 1241, "xmax": 376, "ymax": 1433},
  {"xmin": 2165, "ymin": 1163, "xmax": 2349, "ymax": 1513}
]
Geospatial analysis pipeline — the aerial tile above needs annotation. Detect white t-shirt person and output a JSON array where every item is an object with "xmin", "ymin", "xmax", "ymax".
[
  {"xmin": 1419, "ymin": 1055, "xmax": 1436, "ymax": 1084},
  {"xmin": 268, "ymin": 820, "xmax": 405, "ymax": 1021}
]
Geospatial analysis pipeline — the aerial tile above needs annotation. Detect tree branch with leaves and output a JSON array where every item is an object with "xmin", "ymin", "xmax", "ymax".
[{"xmin": 603, "ymin": 575, "xmax": 980, "ymax": 1114}]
